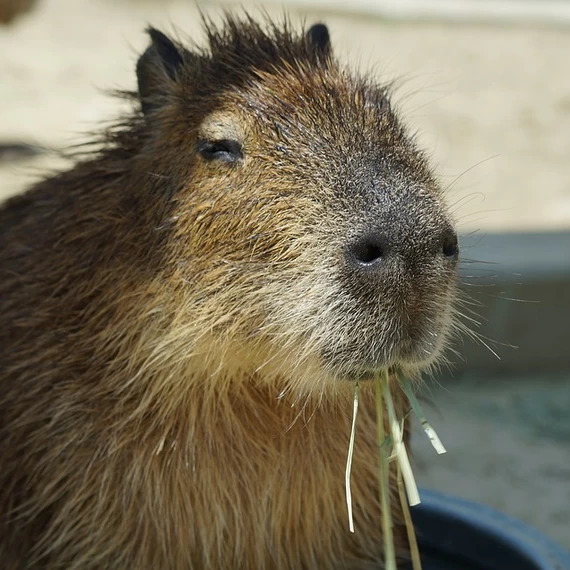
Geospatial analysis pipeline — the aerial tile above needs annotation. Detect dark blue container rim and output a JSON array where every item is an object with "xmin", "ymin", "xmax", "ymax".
[{"xmin": 411, "ymin": 489, "xmax": 570, "ymax": 570}]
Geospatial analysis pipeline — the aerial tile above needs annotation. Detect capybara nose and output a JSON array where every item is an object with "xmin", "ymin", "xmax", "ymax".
[{"xmin": 345, "ymin": 226, "xmax": 459, "ymax": 279}]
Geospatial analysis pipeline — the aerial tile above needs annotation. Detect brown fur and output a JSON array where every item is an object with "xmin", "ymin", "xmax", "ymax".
[{"xmin": 0, "ymin": 15, "xmax": 458, "ymax": 569}]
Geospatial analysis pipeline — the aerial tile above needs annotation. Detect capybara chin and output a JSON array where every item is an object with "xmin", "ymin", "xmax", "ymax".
[{"xmin": 0, "ymin": 15, "xmax": 459, "ymax": 570}]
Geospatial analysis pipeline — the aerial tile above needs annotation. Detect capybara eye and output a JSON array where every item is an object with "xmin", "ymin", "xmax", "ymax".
[{"xmin": 197, "ymin": 139, "xmax": 243, "ymax": 163}]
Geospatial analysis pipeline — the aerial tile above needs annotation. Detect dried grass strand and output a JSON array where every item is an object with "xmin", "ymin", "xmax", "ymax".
[
  {"xmin": 400, "ymin": 376, "xmax": 446, "ymax": 455},
  {"xmin": 345, "ymin": 381, "xmax": 360, "ymax": 533},
  {"xmin": 375, "ymin": 373, "xmax": 397, "ymax": 570},
  {"xmin": 397, "ymin": 464, "xmax": 422, "ymax": 570},
  {"xmin": 382, "ymin": 372, "xmax": 420, "ymax": 506}
]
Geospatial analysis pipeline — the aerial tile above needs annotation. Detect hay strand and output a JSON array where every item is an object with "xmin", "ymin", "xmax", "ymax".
[
  {"xmin": 401, "ymin": 375, "xmax": 446, "ymax": 455},
  {"xmin": 382, "ymin": 371, "xmax": 420, "ymax": 506},
  {"xmin": 345, "ymin": 381, "xmax": 360, "ymax": 532},
  {"xmin": 376, "ymin": 373, "xmax": 397, "ymax": 570},
  {"xmin": 397, "ymin": 463, "xmax": 422, "ymax": 570}
]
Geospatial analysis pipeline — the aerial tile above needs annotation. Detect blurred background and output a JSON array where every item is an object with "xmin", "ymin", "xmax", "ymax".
[{"xmin": 1, "ymin": 0, "xmax": 569, "ymax": 552}]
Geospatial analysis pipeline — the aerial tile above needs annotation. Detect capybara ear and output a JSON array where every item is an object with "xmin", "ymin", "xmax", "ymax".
[
  {"xmin": 306, "ymin": 23, "xmax": 331, "ymax": 57},
  {"xmin": 137, "ymin": 28, "xmax": 184, "ymax": 117}
]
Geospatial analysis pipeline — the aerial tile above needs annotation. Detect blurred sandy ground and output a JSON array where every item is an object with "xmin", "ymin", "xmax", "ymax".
[{"xmin": 1, "ymin": 0, "xmax": 569, "ymax": 550}]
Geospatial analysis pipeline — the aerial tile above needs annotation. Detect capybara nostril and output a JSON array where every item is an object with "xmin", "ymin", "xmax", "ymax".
[
  {"xmin": 347, "ymin": 233, "xmax": 388, "ymax": 266},
  {"xmin": 441, "ymin": 228, "xmax": 459, "ymax": 259}
]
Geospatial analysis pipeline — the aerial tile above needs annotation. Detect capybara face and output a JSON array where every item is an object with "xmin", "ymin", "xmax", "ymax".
[{"xmin": 137, "ymin": 20, "xmax": 458, "ymax": 395}]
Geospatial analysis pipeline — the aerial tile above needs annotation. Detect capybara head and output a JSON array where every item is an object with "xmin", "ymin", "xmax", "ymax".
[{"xmin": 132, "ymin": 16, "xmax": 459, "ymax": 397}]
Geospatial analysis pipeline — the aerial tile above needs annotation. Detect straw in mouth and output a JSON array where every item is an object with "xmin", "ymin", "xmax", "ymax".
[{"xmin": 344, "ymin": 368, "xmax": 447, "ymax": 570}]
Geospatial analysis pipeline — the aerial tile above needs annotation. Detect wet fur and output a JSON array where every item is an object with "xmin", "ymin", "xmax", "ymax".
[{"xmin": 0, "ymin": 15, "xmax": 456, "ymax": 569}]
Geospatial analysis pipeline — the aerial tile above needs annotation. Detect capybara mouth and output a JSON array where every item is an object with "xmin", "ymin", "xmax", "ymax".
[
  {"xmin": 336, "ymin": 366, "xmax": 400, "ymax": 383},
  {"xmin": 321, "ymin": 323, "xmax": 447, "ymax": 380}
]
